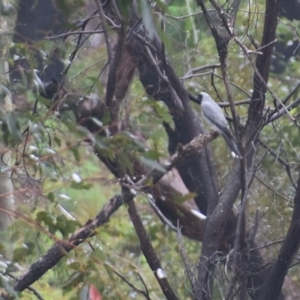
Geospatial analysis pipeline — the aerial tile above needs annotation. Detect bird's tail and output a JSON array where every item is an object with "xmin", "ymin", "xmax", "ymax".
[{"xmin": 221, "ymin": 131, "xmax": 242, "ymax": 158}]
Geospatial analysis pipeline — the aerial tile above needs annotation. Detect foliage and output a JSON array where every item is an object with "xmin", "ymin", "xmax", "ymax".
[{"xmin": 1, "ymin": 0, "xmax": 300, "ymax": 299}]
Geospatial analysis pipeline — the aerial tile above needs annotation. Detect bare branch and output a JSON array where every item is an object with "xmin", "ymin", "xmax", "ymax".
[
  {"xmin": 125, "ymin": 5, "xmax": 219, "ymax": 215},
  {"xmin": 13, "ymin": 131, "xmax": 217, "ymax": 292},
  {"xmin": 267, "ymin": 98, "xmax": 300, "ymax": 123},
  {"xmin": 44, "ymin": 29, "xmax": 118, "ymax": 39},
  {"xmin": 14, "ymin": 194, "xmax": 124, "ymax": 292},
  {"xmin": 105, "ymin": 2, "xmax": 126, "ymax": 121},
  {"xmin": 258, "ymin": 139, "xmax": 297, "ymax": 188},
  {"xmin": 105, "ymin": 262, "xmax": 151, "ymax": 299},
  {"xmin": 258, "ymin": 170, "xmax": 300, "ymax": 299},
  {"xmin": 194, "ymin": 0, "xmax": 279, "ymax": 298},
  {"xmin": 182, "ymin": 63, "xmax": 221, "ymax": 79},
  {"xmin": 127, "ymin": 199, "xmax": 180, "ymax": 300},
  {"xmin": 177, "ymin": 225, "xmax": 195, "ymax": 295},
  {"xmin": 95, "ymin": 0, "xmax": 113, "ymax": 61}
]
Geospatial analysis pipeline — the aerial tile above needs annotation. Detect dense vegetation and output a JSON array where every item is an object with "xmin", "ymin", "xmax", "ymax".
[{"xmin": 1, "ymin": 0, "xmax": 300, "ymax": 299}]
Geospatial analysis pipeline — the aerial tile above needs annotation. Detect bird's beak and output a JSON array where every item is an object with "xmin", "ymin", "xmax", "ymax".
[{"xmin": 189, "ymin": 93, "xmax": 201, "ymax": 104}]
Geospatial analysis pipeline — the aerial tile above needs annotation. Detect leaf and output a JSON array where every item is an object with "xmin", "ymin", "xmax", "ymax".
[
  {"xmin": 11, "ymin": 231, "xmax": 20, "ymax": 243},
  {"xmin": 94, "ymin": 135, "xmax": 107, "ymax": 149},
  {"xmin": 139, "ymin": 156, "xmax": 166, "ymax": 172},
  {"xmin": 54, "ymin": 136, "xmax": 62, "ymax": 147},
  {"xmin": 63, "ymin": 272, "xmax": 85, "ymax": 292},
  {"xmin": 174, "ymin": 192, "xmax": 198, "ymax": 203},
  {"xmin": 71, "ymin": 181, "xmax": 92, "ymax": 190},
  {"xmin": 47, "ymin": 192, "xmax": 55, "ymax": 202},
  {"xmin": 154, "ymin": 101, "xmax": 174, "ymax": 128},
  {"xmin": 13, "ymin": 247, "xmax": 30, "ymax": 262},
  {"xmin": 36, "ymin": 211, "xmax": 54, "ymax": 226},
  {"xmin": 70, "ymin": 145, "xmax": 81, "ymax": 163},
  {"xmin": 153, "ymin": 0, "xmax": 168, "ymax": 11},
  {"xmin": 88, "ymin": 117, "xmax": 103, "ymax": 128},
  {"xmin": 69, "ymin": 261, "xmax": 81, "ymax": 271},
  {"xmin": 143, "ymin": 149, "xmax": 160, "ymax": 160},
  {"xmin": 0, "ymin": 243, "xmax": 4, "ymax": 253},
  {"xmin": 139, "ymin": 0, "xmax": 155, "ymax": 39},
  {"xmin": 58, "ymin": 218, "xmax": 80, "ymax": 238},
  {"xmin": 117, "ymin": 0, "xmax": 131, "ymax": 19},
  {"xmin": 2, "ymin": 111, "xmax": 22, "ymax": 144}
]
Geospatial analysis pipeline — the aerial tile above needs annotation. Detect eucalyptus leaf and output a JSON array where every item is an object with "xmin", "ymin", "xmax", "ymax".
[{"xmin": 139, "ymin": 156, "xmax": 166, "ymax": 172}]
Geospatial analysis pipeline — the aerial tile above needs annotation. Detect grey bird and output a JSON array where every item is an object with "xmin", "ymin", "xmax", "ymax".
[{"xmin": 197, "ymin": 92, "xmax": 242, "ymax": 158}]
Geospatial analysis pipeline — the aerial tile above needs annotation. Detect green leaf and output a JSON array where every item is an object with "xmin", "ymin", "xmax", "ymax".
[
  {"xmin": 155, "ymin": 102, "xmax": 174, "ymax": 128},
  {"xmin": 139, "ymin": 156, "xmax": 166, "ymax": 172},
  {"xmin": 11, "ymin": 231, "xmax": 20, "ymax": 243},
  {"xmin": 117, "ymin": 152, "xmax": 134, "ymax": 175},
  {"xmin": 47, "ymin": 192, "xmax": 55, "ymax": 202},
  {"xmin": 54, "ymin": 136, "xmax": 62, "ymax": 147},
  {"xmin": 65, "ymin": 219, "xmax": 80, "ymax": 232},
  {"xmin": 152, "ymin": 0, "xmax": 168, "ymax": 11},
  {"xmin": 1, "ymin": 111, "xmax": 21, "ymax": 144},
  {"xmin": 36, "ymin": 211, "xmax": 54, "ymax": 226},
  {"xmin": 13, "ymin": 247, "xmax": 30, "ymax": 262},
  {"xmin": 94, "ymin": 135, "xmax": 107, "ymax": 149},
  {"xmin": 68, "ymin": 261, "xmax": 81, "ymax": 271},
  {"xmin": 71, "ymin": 181, "xmax": 92, "ymax": 190},
  {"xmin": 174, "ymin": 192, "xmax": 198, "ymax": 203},
  {"xmin": 70, "ymin": 145, "xmax": 81, "ymax": 163},
  {"xmin": 56, "ymin": 216, "xmax": 80, "ymax": 238},
  {"xmin": 63, "ymin": 272, "xmax": 86, "ymax": 292}
]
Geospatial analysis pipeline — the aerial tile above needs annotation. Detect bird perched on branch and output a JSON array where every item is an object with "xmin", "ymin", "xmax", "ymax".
[{"xmin": 197, "ymin": 92, "xmax": 241, "ymax": 158}]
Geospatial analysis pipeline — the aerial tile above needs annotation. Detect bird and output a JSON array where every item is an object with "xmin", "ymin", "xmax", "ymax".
[{"xmin": 197, "ymin": 92, "xmax": 242, "ymax": 158}]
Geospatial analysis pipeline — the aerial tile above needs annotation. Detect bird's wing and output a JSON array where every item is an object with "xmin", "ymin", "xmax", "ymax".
[
  {"xmin": 200, "ymin": 94, "xmax": 241, "ymax": 157},
  {"xmin": 202, "ymin": 101, "xmax": 241, "ymax": 157},
  {"xmin": 201, "ymin": 100, "xmax": 229, "ymax": 130}
]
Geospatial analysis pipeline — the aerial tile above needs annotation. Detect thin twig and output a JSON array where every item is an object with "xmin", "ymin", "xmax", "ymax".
[
  {"xmin": 250, "ymin": 239, "xmax": 284, "ymax": 251},
  {"xmin": 233, "ymin": 37, "xmax": 295, "ymax": 123},
  {"xmin": 267, "ymin": 98, "xmax": 300, "ymax": 123},
  {"xmin": 45, "ymin": 29, "xmax": 118, "ymax": 39},
  {"xmin": 256, "ymin": 39, "xmax": 277, "ymax": 52},
  {"xmin": 183, "ymin": 63, "xmax": 221, "ymax": 79},
  {"xmin": 164, "ymin": 10, "xmax": 203, "ymax": 20},
  {"xmin": 254, "ymin": 175, "xmax": 290, "ymax": 202},
  {"xmin": 105, "ymin": 262, "xmax": 151, "ymax": 300},
  {"xmin": 70, "ymin": 57, "xmax": 108, "ymax": 80},
  {"xmin": 177, "ymin": 224, "xmax": 195, "ymax": 294},
  {"xmin": 14, "ymin": 194, "xmax": 124, "ymax": 292},
  {"xmin": 283, "ymin": 82, "xmax": 300, "ymax": 105},
  {"xmin": 258, "ymin": 139, "xmax": 297, "ymax": 188},
  {"xmin": 181, "ymin": 70, "xmax": 213, "ymax": 80},
  {"xmin": 13, "ymin": 132, "xmax": 217, "ymax": 292},
  {"xmin": 127, "ymin": 199, "xmax": 180, "ymax": 300},
  {"xmin": 211, "ymin": 73, "xmax": 252, "ymax": 97},
  {"xmin": 147, "ymin": 194, "xmax": 177, "ymax": 230}
]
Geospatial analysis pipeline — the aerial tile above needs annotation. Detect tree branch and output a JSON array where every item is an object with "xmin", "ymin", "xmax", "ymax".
[
  {"xmin": 258, "ymin": 170, "xmax": 300, "ymax": 299},
  {"xmin": 13, "ymin": 131, "xmax": 217, "ymax": 292},
  {"xmin": 194, "ymin": 0, "xmax": 279, "ymax": 299},
  {"xmin": 125, "ymin": 4, "xmax": 219, "ymax": 216},
  {"xmin": 14, "ymin": 194, "xmax": 124, "ymax": 292},
  {"xmin": 127, "ymin": 199, "xmax": 180, "ymax": 300}
]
